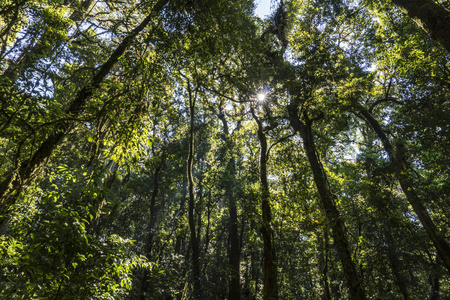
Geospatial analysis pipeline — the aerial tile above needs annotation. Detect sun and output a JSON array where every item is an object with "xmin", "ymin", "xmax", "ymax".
[{"xmin": 257, "ymin": 93, "xmax": 266, "ymax": 102}]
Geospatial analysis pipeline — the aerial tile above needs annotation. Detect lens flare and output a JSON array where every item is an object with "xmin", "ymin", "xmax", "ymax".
[{"xmin": 257, "ymin": 93, "xmax": 266, "ymax": 102}]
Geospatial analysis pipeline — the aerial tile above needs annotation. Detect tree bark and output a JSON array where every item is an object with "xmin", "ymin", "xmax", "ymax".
[
  {"xmin": 288, "ymin": 104, "xmax": 365, "ymax": 300},
  {"xmin": 391, "ymin": 0, "xmax": 450, "ymax": 53},
  {"xmin": 0, "ymin": 0, "xmax": 169, "ymax": 222},
  {"xmin": 186, "ymin": 81, "xmax": 202, "ymax": 300},
  {"xmin": 356, "ymin": 104, "xmax": 450, "ymax": 274},
  {"xmin": 251, "ymin": 107, "xmax": 278, "ymax": 300}
]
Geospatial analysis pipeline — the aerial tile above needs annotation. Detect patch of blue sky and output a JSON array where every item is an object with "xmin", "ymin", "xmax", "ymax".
[{"xmin": 254, "ymin": 0, "xmax": 274, "ymax": 19}]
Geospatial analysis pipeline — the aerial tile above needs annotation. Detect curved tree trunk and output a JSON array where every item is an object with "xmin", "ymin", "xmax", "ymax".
[
  {"xmin": 392, "ymin": 0, "xmax": 450, "ymax": 53},
  {"xmin": 251, "ymin": 108, "xmax": 278, "ymax": 300},
  {"xmin": 288, "ymin": 104, "xmax": 366, "ymax": 300},
  {"xmin": 186, "ymin": 81, "xmax": 202, "ymax": 300},
  {"xmin": 356, "ymin": 104, "xmax": 450, "ymax": 274}
]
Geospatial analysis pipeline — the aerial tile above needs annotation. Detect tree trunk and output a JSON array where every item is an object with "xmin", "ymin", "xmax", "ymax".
[
  {"xmin": 140, "ymin": 157, "xmax": 165, "ymax": 300},
  {"xmin": 288, "ymin": 104, "xmax": 365, "ymax": 300},
  {"xmin": 356, "ymin": 104, "xmax": 450, "ymax": 273},
  {"xmin": 228, "ymin": 195, "xmax": 241, "ymax": 300},
  {"xmin": 186, "ymin": 81, "xmax": 202, "ymax": 300},
  {"xmin": 175, "ymin": 175, "xmax": 188, "ymax": 255},
  {"xmin": 391, "ymin": 0, "xmax": 450, "ymax": 53},
  {"xmin": 0, "ymin": 0, "xmax": 169, "ymax": 223},
  {"xmin": 217, "ymin": 110, "xmax": 241, "ymax": 300},
  {"xmin": 251, "ymin": 108, "xmax": 278, "ymax": 300}
]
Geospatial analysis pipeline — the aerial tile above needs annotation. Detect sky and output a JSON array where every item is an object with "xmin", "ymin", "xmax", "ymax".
[{"xmin": 254, "ymin": 0, "xmax": 273, "ymax": 19}]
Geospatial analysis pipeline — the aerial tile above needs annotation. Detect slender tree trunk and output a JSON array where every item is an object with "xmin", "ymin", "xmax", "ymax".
[
  {"xmin": 186, "ymin": 81, "xmax": 202, "ymax": 300},
  {"xmin": 175, "ymin": 175, "xmax": 188, "ymax": 255},
  {"xmin": 140, "ymin": 157, "xmax": 165, "ymax": 300},
  {"xmin": 217, "ymin": 109, "xmax": 241, "ymax": 300},
  {"xmin": 228, "ymin": 194, "xmax": 241, "ymax": 299},
  {"xmin": 391, "ymin": 0, "xmax": 450, "ymax": 53},
  {"xmin": 356, "ymin": 104, "xmax": 450, "ymax": 273},
  {"xmin": 243, "ymin": 227, "xmax": 257, "ymax": 300},
  {"xmin": 251, "ymin": 108, "xmax": 278, "ymax": 300},
  {"xmin": 174, "ymin": 175, "xmax": 188, "ymax": 300},
  {"xmin": 0, "ymin": 0, "xmax": 169, "ymax": 223},
  {"xmin": 253, "ymin": 250, "xmax": 261, "ymax": 300},
  {"xmin": 288, "ymin": 104, "xmax": 365, "ymax": 300}
]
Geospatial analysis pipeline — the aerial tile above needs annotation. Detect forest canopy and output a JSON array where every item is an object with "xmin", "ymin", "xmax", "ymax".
[{"xmin": 0, "ymin": 0, "xmax": 449, "ymax": 299}]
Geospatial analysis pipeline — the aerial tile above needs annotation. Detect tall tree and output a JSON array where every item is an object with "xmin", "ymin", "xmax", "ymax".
[
  {"xmin": 217, "ymin": 106, "xmax": 241, "ymax": 300},
  {"xmin": 287, "ymin": 102, "xmax": 366, "ymax": 299},
  {"xmin": 185, "ymin": 78, "xmax": 202, "ymax": 299},
  {"xmin": 354, "ymin": 102, "xmax": 450, "ymax": 273},
  {"xmin": 251, "ymin": 105, "xmax": 279, "ymax": 300}
]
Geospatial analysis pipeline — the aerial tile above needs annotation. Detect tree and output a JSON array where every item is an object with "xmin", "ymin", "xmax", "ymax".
[
  {"xmin": 354, "ymin": 102, "xmax": 450, "ymax": 273},
  {"xmin": 1, "ymin": 0, "xmax": 450, "ymax": 298},
  {"xmin": 0, "ymin": 0, "xmax": 169, "ymax": 222},
  {"xmin": 251, "ymin": 105, "xmax": 279, "ymax": 300},
  {"xmin": 217, "ymin": 105, "xmax": 242, "ymax": 300}
]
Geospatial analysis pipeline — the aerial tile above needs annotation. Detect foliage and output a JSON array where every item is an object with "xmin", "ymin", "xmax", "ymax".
[
  {"xmin": 1, "ymin": 0, "xmax": 450, "ymax": 299},
  {"xmin": 0, "ymin": 167, "xmax": 150, "ymax": 299}
]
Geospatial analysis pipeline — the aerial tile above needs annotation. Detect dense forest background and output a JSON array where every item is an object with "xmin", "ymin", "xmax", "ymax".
[{"xmin": 1, "ymin": 0, "xmax": 450, "ymax": 299}]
